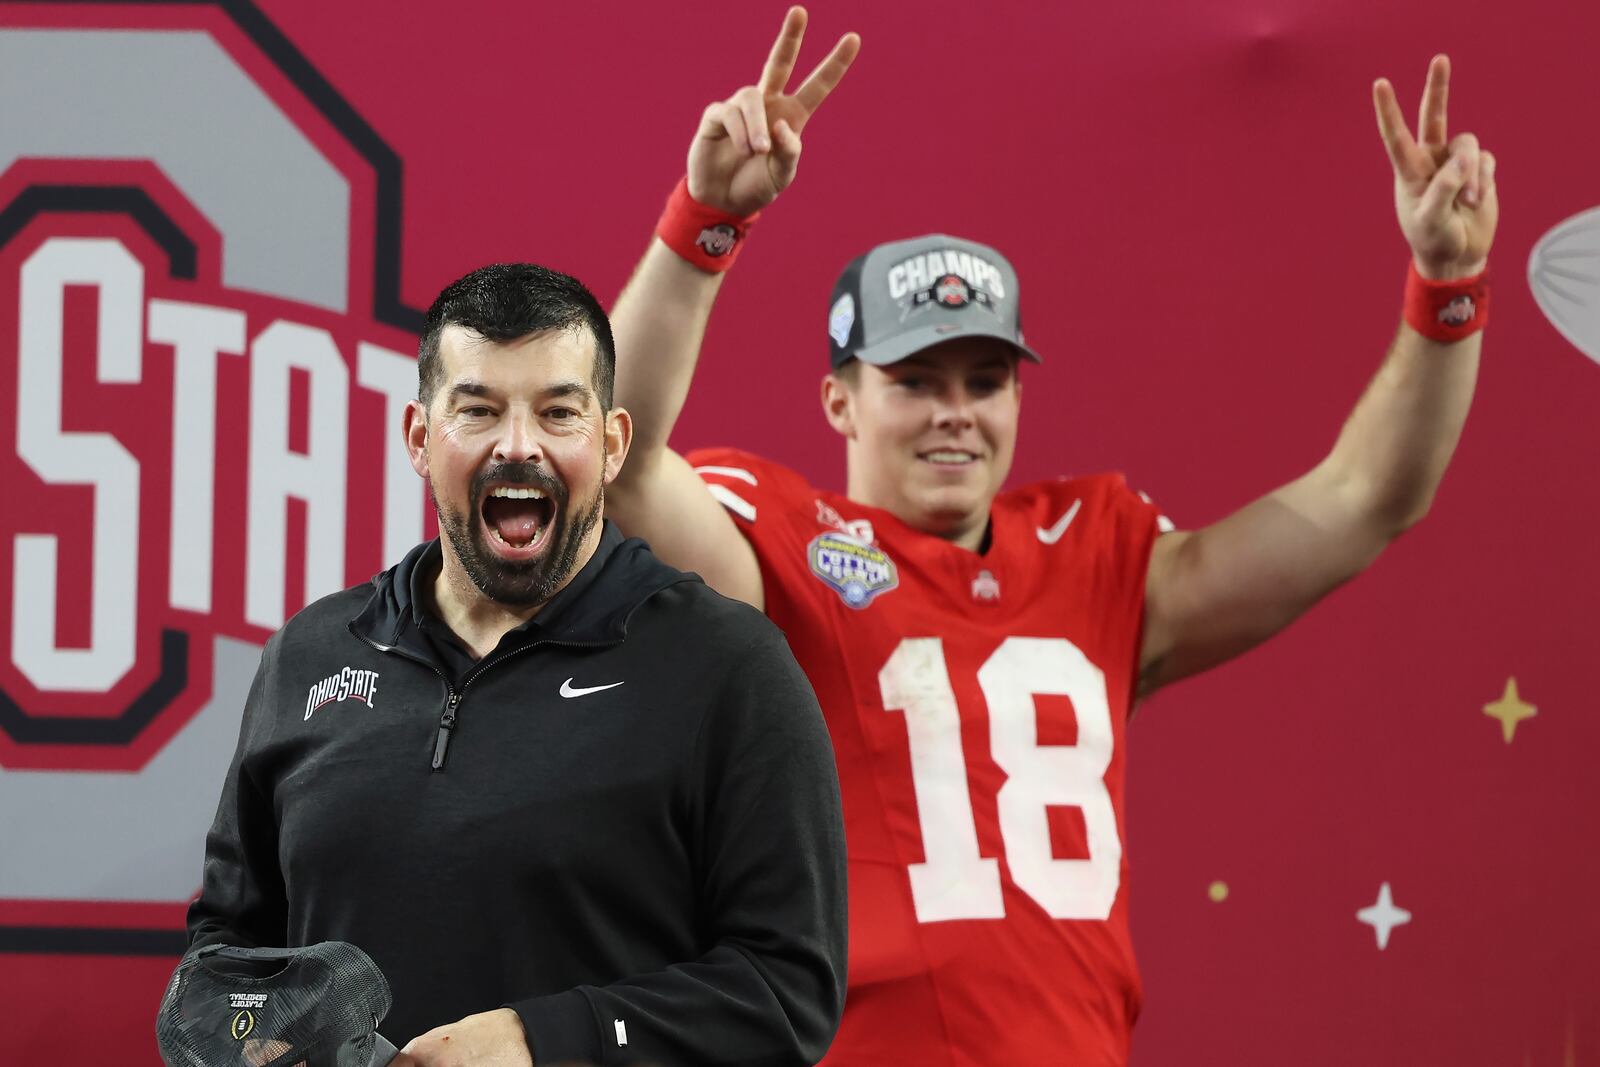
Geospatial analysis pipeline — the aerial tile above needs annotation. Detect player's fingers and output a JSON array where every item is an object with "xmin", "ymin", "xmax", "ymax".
[
  {"xmin": 793, "ymin": 32, "xmax": 862, "ymax": 125},
  {"xmin": 696, "ymin": 101, "xmax": 732, "ymax": 141},
  {"xmin": 769, "ymin": 118, "xmax": 803, "ymax": 188},
  {"xmin": 1478, "ymin": 149, "xmax": 1498, "ymax": 206},
  {"xmin": 1416, "ymin": 148, "xmax": 1471, "ymax": 223},
  {"xmin": 1447, "ymin": 131, "xmax": 1481, "ymax": 205},
  {"xmin": 732, "ymin": 86, "xmax": 771, "ymax": 153},
  {"xmin": 397, "ymin": 1030, "xmax": 447, "ymax": 1064},
  {"xmin": 722, "ymin": 101, "xmax": 754, "ymax": 156},
  {"xmin": 759, "ymin": 5, "xmax": 808, "ymax": 95},
  {"xmin": 1417, "ymin": 54, "xmax": 1450, "ymax": 149},
  {"xmin": 1372, "ymin": 78, "xmax": 1429, "ymax": 183}
]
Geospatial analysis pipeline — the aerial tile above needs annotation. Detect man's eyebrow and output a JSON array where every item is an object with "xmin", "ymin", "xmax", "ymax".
[
  {"xmin": 445, "ymin": 378, "xmax": 595, "ymax": 403},
  {"xmin": 541, "ymin": 379, "xmax": 594, "ymax": 402},
  {"xmin": 447, "ymin": 380, "xmax": 495, "ymax": 401}
]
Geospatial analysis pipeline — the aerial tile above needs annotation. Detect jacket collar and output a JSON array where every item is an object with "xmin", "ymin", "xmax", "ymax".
[{"xmin": 348, "ymin": 520, "xmax": 694, "ymax": 664}]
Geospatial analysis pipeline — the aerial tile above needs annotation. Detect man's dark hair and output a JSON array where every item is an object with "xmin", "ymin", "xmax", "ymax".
[{"xmin": 417, "ymin": 262, "xmax": 615, "ymax": 408}]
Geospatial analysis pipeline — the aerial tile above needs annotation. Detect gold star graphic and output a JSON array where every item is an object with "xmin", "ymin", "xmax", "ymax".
[{"xmin": 1483, "ymin": 677, "xmax": 1537, "ymax": 744}]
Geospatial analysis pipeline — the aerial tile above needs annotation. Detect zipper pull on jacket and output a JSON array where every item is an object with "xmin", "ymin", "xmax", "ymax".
[{"xmin": 432, "ymin": 692, "xmax": 461, "ymax": 771}]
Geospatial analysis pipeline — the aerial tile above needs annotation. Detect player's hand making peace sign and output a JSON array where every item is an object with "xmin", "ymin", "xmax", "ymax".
[
  {"xmin": 1374, "ymin": 55, "xmax": 1498, "ymax": 280},
  {"xmin": 687, "ymin": 6, "xmax": 860, "ymax": 216}
]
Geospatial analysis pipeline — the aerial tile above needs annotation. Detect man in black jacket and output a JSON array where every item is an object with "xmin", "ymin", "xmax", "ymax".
[{"xmin": 186, "ymin": 263, "xmax": 848, "ymax": 1067}]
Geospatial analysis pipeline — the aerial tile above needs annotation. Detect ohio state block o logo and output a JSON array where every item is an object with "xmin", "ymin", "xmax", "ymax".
[{"xmin": 0, "ymin": 0, "xmax": 425, "ymax": 955}]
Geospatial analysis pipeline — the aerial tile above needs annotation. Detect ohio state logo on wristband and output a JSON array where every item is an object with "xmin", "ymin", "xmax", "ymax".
[
  {"xmin": 657, "ymin": 177, "xmax": 759, "ymax": 273},
  {"xmin": 1438, "ymin": 294, "xmax": 1477, "ymax": 327},
  {"xmin": 696, "ymin": 223, "xmax": 740, "ymax": 258},
  {"xmin": 1404, "ymin": 260, "xmax": 1489, "ymax": 343}
]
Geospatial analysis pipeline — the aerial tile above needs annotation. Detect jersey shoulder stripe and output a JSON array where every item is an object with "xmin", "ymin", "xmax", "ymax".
[{"xmin": 686, "ymin": 448, "xmax": 818, "ymax": 529}]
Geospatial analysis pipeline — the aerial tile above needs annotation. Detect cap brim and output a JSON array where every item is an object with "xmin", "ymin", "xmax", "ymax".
[{"xmin": 853, "ymin": 321, "xmax": 1041, "ymax": 367}]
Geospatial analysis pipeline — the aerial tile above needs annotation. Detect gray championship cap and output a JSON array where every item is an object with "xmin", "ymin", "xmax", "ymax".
[
  {"xmin": 826, "ymin": 234, "xmax": 1041, "ymax": 370},
  {"xmin": 157, "ymin": 942, "xmax": 398, "ymax": 1067}
]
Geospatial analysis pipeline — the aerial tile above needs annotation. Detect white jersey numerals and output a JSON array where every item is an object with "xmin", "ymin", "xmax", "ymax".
[
  {"xmin": 878, "ymin": 636, "xmax": 1121, "ymax": 923},
  {"xmin": 879, "ymin": 638, "xmax": 1006, "ymax": 921}
]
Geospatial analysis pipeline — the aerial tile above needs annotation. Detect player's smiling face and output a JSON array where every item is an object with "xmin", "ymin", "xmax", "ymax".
[
  {"xmin": 406, "ymin": 324, "xmax": 626, "ymax": 607},
  {"xmin": 825, "ymin": 338, "xmax": 1020, "ymax": 548}
]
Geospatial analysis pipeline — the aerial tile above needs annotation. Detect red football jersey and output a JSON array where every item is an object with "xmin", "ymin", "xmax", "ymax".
[{"xmin": 689, "ymin": 448, "xmax": 1166, "ymax": 1067}]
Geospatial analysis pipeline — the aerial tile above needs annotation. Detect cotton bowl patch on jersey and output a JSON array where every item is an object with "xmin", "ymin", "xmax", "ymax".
[{"xmin": 807, "ymin": 532, "xmax": 899, "ymax": 608}]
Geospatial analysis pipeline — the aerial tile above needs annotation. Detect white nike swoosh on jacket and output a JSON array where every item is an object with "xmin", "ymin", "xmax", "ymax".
[{"xmin": 560, "ymin": 679, "xmax": 625, "ymax": 698}]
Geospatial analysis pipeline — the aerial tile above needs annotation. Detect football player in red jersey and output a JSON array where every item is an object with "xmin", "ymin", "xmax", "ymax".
[{"xmin": 605, "ymin": 8, "xmax": 1497, "ymax": 1065}]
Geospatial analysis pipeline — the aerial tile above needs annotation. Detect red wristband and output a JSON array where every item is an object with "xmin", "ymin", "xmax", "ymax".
[
  {"xmin": 1404, "ymin": 261, "xmax": 1489, "ymax": 343},
  {"xmin": 655, "ymin": 177, "xmax": 760, "ymax": 273}
]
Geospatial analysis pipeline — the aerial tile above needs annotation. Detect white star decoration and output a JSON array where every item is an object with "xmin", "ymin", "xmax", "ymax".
[{"xmin": 1356, "ymin": 882, "xmax": 1412, "ymax": 950}]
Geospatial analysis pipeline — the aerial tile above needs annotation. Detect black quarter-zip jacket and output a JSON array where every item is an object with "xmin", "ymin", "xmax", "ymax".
[{"xmin": 187, "ymin": 524, "xmax": 847, "ymax": 1066}]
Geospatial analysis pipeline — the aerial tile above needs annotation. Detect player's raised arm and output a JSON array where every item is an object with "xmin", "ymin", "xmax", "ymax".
[
  {"xmin": 605, "ymin": 7, "xmax": 859, "ymax": 607},
  {"xmin": 1138, "ymin": 55, "xmax": 1497, "ymax": 695}
]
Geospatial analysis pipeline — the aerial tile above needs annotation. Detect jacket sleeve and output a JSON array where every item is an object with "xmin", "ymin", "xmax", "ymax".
[
  {"xmin": 185, "ymin": 634, "xmax": 289, "ymax": 953},
  {"xmin": 511, "ymin": 620, "xmax": 848, "ymax": 1067}
]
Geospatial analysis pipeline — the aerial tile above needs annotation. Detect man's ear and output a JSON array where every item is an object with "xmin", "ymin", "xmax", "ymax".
[
  {"xmin": 820, "ymin": 374, "xmax": 856, "ymax": 440},
  {"xmin": 403, "ymin": 399, "xmax": 429, "ymax": 479},
  {"xmin": 601, "ymin": 406, "xmax": 633, "ymax": 485}
]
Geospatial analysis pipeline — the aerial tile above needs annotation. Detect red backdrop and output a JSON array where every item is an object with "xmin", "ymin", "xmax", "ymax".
[{"xmin": 1, "ymin": 1, "xmax": 1595, "ymax": 1064}]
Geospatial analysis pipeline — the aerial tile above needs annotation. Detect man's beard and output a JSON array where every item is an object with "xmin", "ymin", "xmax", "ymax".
[{"xmin": 434, "ymin": 460, "xmax": 603, "ymax": 608}]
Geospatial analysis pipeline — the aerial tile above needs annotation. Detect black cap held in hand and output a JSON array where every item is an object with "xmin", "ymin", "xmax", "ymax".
[{"xmin": 156, "ymin": 942, "xmax": 398, "ymax": 1067}]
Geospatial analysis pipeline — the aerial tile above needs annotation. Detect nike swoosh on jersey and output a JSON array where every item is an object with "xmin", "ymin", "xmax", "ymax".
[
  {"xmin": 1036, "ymin": 499, "xmax": 1082, "ymax": 544},
  {"xmin": 559, "ymin": 678, "xmax": 625, "ymax": 698}
]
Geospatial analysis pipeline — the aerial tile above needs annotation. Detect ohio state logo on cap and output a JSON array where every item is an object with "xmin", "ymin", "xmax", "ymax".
[
  {"xmin": 934, "ymin": 274, "xmax": 971, "ymax": 307},
  {"xmin": 914, "ymin": 272, "xmax": 996, "ymax": 314}
]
